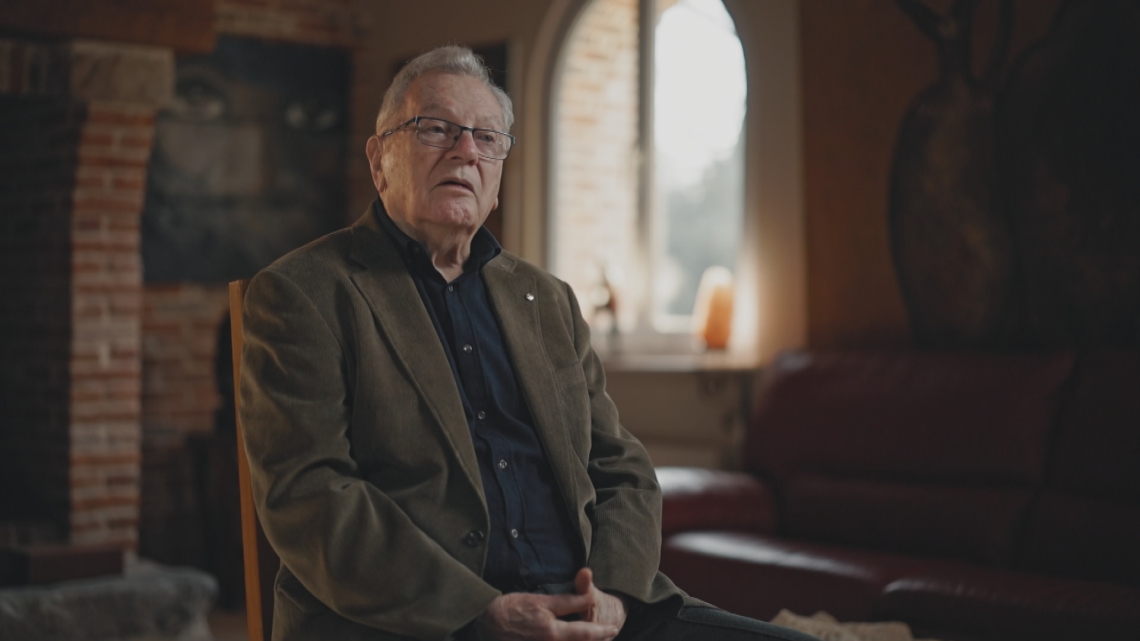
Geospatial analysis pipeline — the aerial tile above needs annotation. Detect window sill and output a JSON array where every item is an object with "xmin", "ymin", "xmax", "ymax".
[{"xmin": 593, "ymin": 343, "xmax": 760, "ymax": 374}]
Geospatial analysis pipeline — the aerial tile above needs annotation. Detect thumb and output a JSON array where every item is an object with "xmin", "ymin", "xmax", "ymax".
[{"xmin": 574, "ymin": 567, "xmax": 594, "ymax": 596}]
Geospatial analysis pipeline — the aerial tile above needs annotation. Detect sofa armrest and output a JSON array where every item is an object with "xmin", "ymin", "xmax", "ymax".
[{"xmin": 657, "ymin": 466, "xmax": 777, "ymax": 536}]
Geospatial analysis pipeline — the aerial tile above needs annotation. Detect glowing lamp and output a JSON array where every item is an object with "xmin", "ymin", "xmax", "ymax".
[{"xmin": 692, "ymin": 266, "xmax": 734, "ymax": 350}]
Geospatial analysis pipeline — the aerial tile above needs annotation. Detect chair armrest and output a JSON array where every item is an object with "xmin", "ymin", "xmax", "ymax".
[{"xmin": 657, "ymin": 466, "xmax": 777, "ymax": 536}]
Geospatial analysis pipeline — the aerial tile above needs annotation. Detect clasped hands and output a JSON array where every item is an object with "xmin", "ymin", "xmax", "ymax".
[{"xmin": 476, "ymin": 567, "xmax": 628, "ymax": 641}]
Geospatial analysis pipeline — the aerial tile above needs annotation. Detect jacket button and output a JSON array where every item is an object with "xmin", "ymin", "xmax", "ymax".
[{"xmin": 464, "ymin": 530, "xmax": 485, "ymax": 547}]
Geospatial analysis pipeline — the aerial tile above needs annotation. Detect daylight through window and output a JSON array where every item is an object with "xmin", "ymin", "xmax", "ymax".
[{"xmin": 552, "ymin": 0, "xmax": 746, "ymax": 344}]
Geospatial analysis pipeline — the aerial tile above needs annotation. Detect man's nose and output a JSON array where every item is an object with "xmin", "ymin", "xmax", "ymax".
[{"xmin": 449, "ymin": 129, "xmax": 481, "ymax": 160}]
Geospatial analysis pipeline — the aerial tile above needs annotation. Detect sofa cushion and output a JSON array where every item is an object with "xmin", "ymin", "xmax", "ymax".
[
  {"xmin": 657, "ymin": 467, "xmax": 776, "ymax": 536},
  {"xmin": 1048, "ymin": 351, "xmax": 1140, "ymax": 500},
  {"xmin": 661, "ymin": 532, "xmax": 900, "ymax": 622},
  {"xmin": 1018, "ymin": 491, "xmax": 1140, "ymax": 588},
  {"xmin": 745, "ymin": 351, "xmax": 1075, "ymax": 485},
  {"xmin": 1017, "ymin": 352, "xmax": 1140, "ymax": 587},
  {"xmin": 782, "ymin": 474, "xmax": 1033, "ymax": 567},
  {"xmin": 873, "ymin": 567, "xmax": 1140, "ymax": 641}
]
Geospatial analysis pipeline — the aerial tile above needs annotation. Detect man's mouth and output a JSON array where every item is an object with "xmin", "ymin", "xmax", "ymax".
[{"xmin": 438, "ymin": 178, "xmax": 474, "ymax": 192}]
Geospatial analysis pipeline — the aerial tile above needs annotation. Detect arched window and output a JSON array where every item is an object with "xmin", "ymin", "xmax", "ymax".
[{"xmin": 552, "ymin": 0, "xmax": 747, "ymax": 347}]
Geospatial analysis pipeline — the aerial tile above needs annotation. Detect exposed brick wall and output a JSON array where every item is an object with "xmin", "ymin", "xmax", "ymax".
[
  {"xmin": 141, "ymin": 285, "xmax": 228, "ymax": 437},
  {"xmin": 68, "ymin": 102, "xmax": 155, "ymax": 547},
  {"xmin": 553, "ymin": 0, "xmax": 640, "ymax": 325},
  {"xmin": 137, "ymin": 284, "xmax": 230, "ymax": 588},
  {"xmin": 216, "ymin": 0, "xmax": 362, "ymax": 47},
  {"xmin": 134, "ymin": 282, "xmax": 227, "ymax": 565}
]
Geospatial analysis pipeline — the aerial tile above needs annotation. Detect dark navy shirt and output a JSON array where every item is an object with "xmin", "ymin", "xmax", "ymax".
[{"xmin": 373, "ymin": 200, "xmax": 581, "ymax": 592}]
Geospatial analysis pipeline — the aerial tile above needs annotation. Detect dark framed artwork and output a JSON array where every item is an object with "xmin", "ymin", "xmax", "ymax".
[{"xmin": 143, "ymin": 36, "xmax": 350, "ymax": 283}]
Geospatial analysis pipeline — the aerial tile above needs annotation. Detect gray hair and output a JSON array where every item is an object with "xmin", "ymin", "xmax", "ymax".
[{"xmin": 374, "ymin": 45, "xmax": 514, "ymax": 135}]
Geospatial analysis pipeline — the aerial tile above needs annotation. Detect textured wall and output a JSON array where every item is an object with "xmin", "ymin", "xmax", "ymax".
[{"xmin": 801, "ymin": 0, "xmax": 1063, "ymax": 348}]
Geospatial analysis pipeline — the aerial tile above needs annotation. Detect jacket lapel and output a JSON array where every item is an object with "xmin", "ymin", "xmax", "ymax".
[
  {"xmin": 483, "ymin": 258, "xmax": 582, "ymax": 520},
  {"xmin": 346, "ymin": 212, "xmax": 484, "ymax": 503}
]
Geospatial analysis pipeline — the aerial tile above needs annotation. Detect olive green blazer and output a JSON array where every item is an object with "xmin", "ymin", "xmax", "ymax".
[{"xmin": 239, "ymin": 208, "xmax": 683, "ymax": 641}]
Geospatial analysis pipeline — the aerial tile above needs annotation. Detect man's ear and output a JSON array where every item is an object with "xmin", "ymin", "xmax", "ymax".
[{"xmin": 365, "ymin": 135, "xmax": 386, "ymax": 193}]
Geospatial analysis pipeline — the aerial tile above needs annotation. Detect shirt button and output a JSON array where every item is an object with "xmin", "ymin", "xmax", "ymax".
[
  {"xmin": 462, "ymin": 344, "xmax": 473, "ymax": 353},
  {"xmin": 464, "ymin": 530, "xmax": 485, "ymax": 547},
  {"xmin": 498, "ymin": 459, "xmax": 508, "ymax": 470},
  {"xmin": 447, "ymin": 285, "xmax": 455, "ymax": 292},
  {"xmin": 510, "ymin": 528, "xmax": 519, "ymax": 539},
  {"xmin": 476, "ymin": 411, "xmax": 486, "ymax": 420}
]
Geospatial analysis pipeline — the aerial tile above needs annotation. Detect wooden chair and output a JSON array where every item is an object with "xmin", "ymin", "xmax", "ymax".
[{"xmin": 229, "ymin": 279, "xmax": 279, "ymax": 641}]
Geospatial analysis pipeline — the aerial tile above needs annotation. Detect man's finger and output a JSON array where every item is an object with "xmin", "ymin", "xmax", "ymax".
[
  {"xmin": 551, "ymin": 619, "xmax": 621, "ymax": 641},
  {"xmin": 574, "ymin": 566, "xmax": 594, "ymax": 596},
  {"xmin": 546, "ymin": 592, "xmax": 594, "ymax": 617}
]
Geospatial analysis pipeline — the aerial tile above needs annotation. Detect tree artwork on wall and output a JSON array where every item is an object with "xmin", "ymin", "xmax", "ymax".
[
  {"xmin": 142, "ymin": 36, "xmax": 349, "ymax": 283},
  {"xmin": 889, "ymin": 0, "xmax": 1140, "ymax": 350},
  {"xmin": 889, "ymin": 0, "xmax": 1016, "ymax": 349}
]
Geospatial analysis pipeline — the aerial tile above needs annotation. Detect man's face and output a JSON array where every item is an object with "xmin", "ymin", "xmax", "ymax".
[{"xmin": 368, "ymin": 73, "xmax": 504, "ymax": 239}]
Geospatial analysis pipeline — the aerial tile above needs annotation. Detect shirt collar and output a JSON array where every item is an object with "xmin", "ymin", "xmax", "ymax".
[{"xmin": 371, "ymin": 199, "xmax": 502, "ymax": 277}]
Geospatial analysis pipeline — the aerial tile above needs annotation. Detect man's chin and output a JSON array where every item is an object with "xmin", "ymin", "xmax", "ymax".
[{"xmin": 425, "ymin": 206, "xmax": 487, "ymax": 232}]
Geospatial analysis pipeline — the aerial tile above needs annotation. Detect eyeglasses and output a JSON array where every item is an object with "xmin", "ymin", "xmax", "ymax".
[{"xmin": 382, "ymin": 116, "xmax": 516, "ymax": 160}]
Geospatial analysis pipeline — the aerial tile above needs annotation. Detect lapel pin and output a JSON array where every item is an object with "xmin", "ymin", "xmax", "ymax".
[{"xmin": 525, "ymin": 293, "xmax": 535, "ymax": 301}]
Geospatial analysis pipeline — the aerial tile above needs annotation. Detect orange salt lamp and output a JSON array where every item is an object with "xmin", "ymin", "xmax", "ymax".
[{"xmin": 692, "ymin": 266, "xmax": 734, "ymax": 350}]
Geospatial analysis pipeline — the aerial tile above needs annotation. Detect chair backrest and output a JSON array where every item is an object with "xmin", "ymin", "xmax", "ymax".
[{"xmin": 229, "ymin": 279, "xmax": 280, "ymax": 641}]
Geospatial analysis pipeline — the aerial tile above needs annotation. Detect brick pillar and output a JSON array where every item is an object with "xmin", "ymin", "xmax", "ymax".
[
  {"xmin": 0, "ymin": 39, "xmax": 171, "ymax": 548},
  {"xmin": 69, "ymin": 101, "xmax": 156, "ymax": 546}
]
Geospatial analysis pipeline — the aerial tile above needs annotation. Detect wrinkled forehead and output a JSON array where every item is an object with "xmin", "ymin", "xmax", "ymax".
[{"xmin": 403, "ymin": 72, "xmax": 505, "ymax": 129}]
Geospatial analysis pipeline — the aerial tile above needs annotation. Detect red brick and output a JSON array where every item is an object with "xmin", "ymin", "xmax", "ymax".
[
  {"xmin": 106, "ymin": 475, "xmax": 137, "ymax": 487},
  {"xmin": 76, "ymin": 175, "xmax": 109, "ymax": 190},
  {"xmin": 80, "ymin": 130, "xmax": 116, "ymax": 147},
  {"xmin": 71, "ymin": 389, "xmax": 105, "ymax": 402},
  {"xmin": 106, "ymin": 218, "xmax": 141, "ymax": 232},
  {"xmin": 73, "ymin": 196, "xmax": 143, "ymax": 214},
  {"xmin": 72, "ymin": 241, "xmax": 140, "ymax": 253},
  {"xmin": 111, "ymin": 175, "xmax": 146, "ymax": 191},
  {"xmin": 70, "ymin": 453, "xmax": 141, "ymax": 467},
  {"xmin": 119, "ymin": 134, "xmax": 154, "ymax": 149},
  {"xmin": 73, "ymin": 217, "xmax": 103, "ymax": 232},
  {"xmin": 75, "ymin": 155, "xmax": 148, "ymax": 169},
  {"xmin": 70, "ymin": 363, "xmax": 142, "ymax": 378},
  {"xmin": 70, "ymin": 475, "xmax": 104, "ymax": 488},
  {"xmin": 72, "ymin": 495, "xmax": 138, "ymax": 511},
  {"xmin": 107, "ymin": 518, "xmax": 139, "ymax": 530},
  {"xmin": 85, "ymin": 109, "xmax": 155, "ymax": 128},
  {"xmin": 70, "ymin": 521, "xmax": 105, "ymax": 533}
]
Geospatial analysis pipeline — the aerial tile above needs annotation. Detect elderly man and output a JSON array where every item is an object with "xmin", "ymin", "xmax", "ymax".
[{"xmin": 240, "ymin": 46, "xmax": 817, "ymax": 641}]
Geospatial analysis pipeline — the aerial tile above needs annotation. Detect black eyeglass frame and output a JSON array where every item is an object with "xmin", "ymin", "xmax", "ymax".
[{"xmin": 382, "ymin": 116, "xmax": 516, "ymax": 161}]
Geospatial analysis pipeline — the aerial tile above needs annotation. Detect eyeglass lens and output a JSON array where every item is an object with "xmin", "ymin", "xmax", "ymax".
[{"xmin": 415, "ymin": 118, "xmax": 512, "ymax": 159}]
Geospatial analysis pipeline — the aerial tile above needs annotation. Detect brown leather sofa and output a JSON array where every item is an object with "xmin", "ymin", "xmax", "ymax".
[{"xmin": 658, "ymin": 351, "xmax": 1140, "ymax": 641}]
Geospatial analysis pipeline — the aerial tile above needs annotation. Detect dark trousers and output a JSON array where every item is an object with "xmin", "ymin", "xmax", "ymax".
[{"xmin": 620, "ymin": 603, "xmax": 821, "ymax": 641}]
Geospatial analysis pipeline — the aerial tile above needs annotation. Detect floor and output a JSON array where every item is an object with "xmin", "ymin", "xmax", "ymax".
[{"xmin": 208, "ymin": 608, "xmax": 248, "ymax": 641}]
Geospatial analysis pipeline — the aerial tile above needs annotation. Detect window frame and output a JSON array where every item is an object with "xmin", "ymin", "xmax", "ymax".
[{"xmin": 511, "ymin": 0, "xmax": 806, "ymax": 364}]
